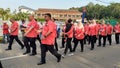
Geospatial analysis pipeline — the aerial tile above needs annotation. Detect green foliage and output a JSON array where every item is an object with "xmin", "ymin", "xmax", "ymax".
[
  {"xmin": 11, "ymin": 12, "xmax": 29, "ymax": 21},
  {"xmin": 0, "ymin": 8, "xmax": 11, "ymax": 20},
  {"xmin": 71, "ymin": 2, "xmax": 120, "ymax": 22},
  {"xmin": 36, "ymin": 18, "xmax": 45, "ymax": 22}
]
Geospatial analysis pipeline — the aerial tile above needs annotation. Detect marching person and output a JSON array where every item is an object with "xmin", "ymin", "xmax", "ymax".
[
  {"xmin": 88, "ymin": 19, "xmax": 97, "ymax": 50},
  {"xmin": 23, "ymin": 15, "xmax": 38, "ymax": 56},
  {"xmin": 62, "ymin": 19, "xmax": 74, "ymax": 57},
  {"xmin": 98, "ymin": 20, "xmax": 107, "ymax": 47},
  {"xmin": 60, "ymin": 20, "xmax": 67, "ymax": 48},
  {"xmin": 84, "ymin": 22, "xmax": 89, "ymax": 44},
  {"xmin": 114, "ymin": 22, "xmax": 120, "ymax": 44},
  {"xmin": 73, "ymin": 21, "xmax": 84, "ymax": 52},
  {"xmin": 106, "ymin": 22, "xmax": 113, "ymax": 45},
  {"xmin": 5, "ymin": 18, "xmax": 24, "ymax": 51},
  {"xmin": 35, "ymin": 19, "xmax": 41, "ymax": 44},
  {"xmin": 51, "ymin": 17, "xmax": 58, "ymax": 51},
  {"xmin": 2, "ymin": 22, "xmax": 9, "ymax": 43},
  {"xmin": 37, "ymin": 13, "xmax": 61, "ymax": 65}
]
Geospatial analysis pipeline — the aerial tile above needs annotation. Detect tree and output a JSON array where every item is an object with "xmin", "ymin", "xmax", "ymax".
[{"xmin": 0, "ymin": 8, "xmax": 11, "ymax": 20}]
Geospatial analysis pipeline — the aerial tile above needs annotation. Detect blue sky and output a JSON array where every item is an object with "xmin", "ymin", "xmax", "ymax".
[{"xmin": 0, "ymin": 0, "xmax": 120, "ymax": 12}]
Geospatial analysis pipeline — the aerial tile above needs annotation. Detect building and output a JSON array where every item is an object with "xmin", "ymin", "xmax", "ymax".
[
  {"xmin": 35, "ymin": 8, "xmax": 82, "ymax": 20},
  {"xmin": 18, "ymin": 6, "xmax": 35, "ymax": 14}
]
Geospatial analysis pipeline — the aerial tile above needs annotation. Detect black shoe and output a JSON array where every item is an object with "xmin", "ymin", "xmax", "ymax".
[
  {"xmin": 29, "ymin": 53, "xmax": 37, "ymax": 56},
  {"xmin": 21, "ymin": 46, "xmax": 24, "ymax": 49},
  {"xmin": 57, "ymin": 55, "xmax": 61, "ymax": 62},
  {"xmin": 90, "ymin": 48, "xmax": 94, "ymax": 50},
  {"xmin": 37, "ymin": 62, "xmax": 46, "ymax": 65},
  {"xmin": 23, "ymin": 52, "xmax": 30, "ymax": 55},
  {"xmin": 97, "ymin": 45, "xmax": 101, "ymax": 47},
  {"xmin": 81, "ymin": 50, "xmax": 83, "ymax": 52},
  {"xmin": 5, "ymin": 48, "xmax": 12, "ymax": 51}
]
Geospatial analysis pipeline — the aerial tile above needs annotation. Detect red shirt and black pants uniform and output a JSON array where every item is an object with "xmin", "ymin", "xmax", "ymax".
[
  {"xmin": 73, "ymin": 26, "xmax": 84, "ymax": 52},
  {"xmin": 114, "ymin": 24, "xmax": 120, "ymax": 44},
  {"xmin": 88, "ymin": 24, "xmax": 97, "ymax": 50},
  {"xmin": 3, "ymin": 23, "xmax": 9, "ymax": 43},
  {"xmin": 23, "ymin": 19, "xmax": 37, "ymax": 55},
  {"xmin": 6, "ymin": 21, "xmax": 24, "ymax": 50},
  {"xmin": 38, "ymin": 20, "xmax": 61, "ymax": 65},
  {"xmin": 98, "ymin": 24, "xmax": 107, "ymax": 47},
  {"xmin": 107, "ymin": 24, "xmax": 113, "ymax": 45},
  {"xmin": 63, "ymin": 23, "xmax": 74, "ymax": 55}
]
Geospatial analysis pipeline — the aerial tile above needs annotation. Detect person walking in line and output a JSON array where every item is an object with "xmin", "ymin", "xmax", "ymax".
[
  {"xmin": 106, "ymin": 22, "xmax": 113, "ymax": 45},
  {"xmin": 60, "ymin": 20, "xmax": 67, "ymax": 48},
  {"xmin": 23, "ymin": 15, "xmax": 38, "ymax": 56},
  {"xmin": 51, "ymin": 17, "xmax": 58, "ymax": 51},
  {"xmin": 35, "ymin": 19, "xmax": 41, "ymax": 44},
  {"xmin": 73, "ymin": 21, "xmax": 84, "ymax": 52},
  {"xmin": 84, "ymin": 22, "xmax": 89, "ymax": 44},
  {"xmin": 37, "ymin": 13, "xmax": 61, "ymax": 65},
  {"xmin": 88, "ymin": 19, "xmax": 97, "ymax": 50},
  {"xmin": 5, "ymin": 18, "xmax": 24, "ymax": 51},
  {"xmin": 20, "ymin": 19, "xmax": 27, "ymax": 42},
  {"xmin": 114, "ymin": 22, "xmax": 120, "ymax": 44},
  {"xmin": 98, "ymin": 20, "xmax": 107, "ymax": 47},
  {"xmin": 62, "ymin": 19, "xmax": 74, "ymax": 57},
  {"xmin": 2, "ymin": 22, "xmax": 9, "ymax": 43}
]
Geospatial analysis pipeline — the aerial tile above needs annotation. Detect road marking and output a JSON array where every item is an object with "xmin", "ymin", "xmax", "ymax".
[{"xmin": 0, "ymin": 55, "xmax": 27, "ymax": 61}]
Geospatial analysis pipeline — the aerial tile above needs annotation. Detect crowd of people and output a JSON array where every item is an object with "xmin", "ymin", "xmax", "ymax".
[{"xmin": 2, "ymin": 13, "xmax": 120, "ymax": 65}]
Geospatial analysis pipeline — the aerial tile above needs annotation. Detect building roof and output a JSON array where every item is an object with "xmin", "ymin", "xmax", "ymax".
[
  {"xmin": 35, "ymin": 8, "xmax": 81, "ymax": 14},
  {"xmin": 19, "ymin": 6, "xmax": 35, "ymax": 11}
]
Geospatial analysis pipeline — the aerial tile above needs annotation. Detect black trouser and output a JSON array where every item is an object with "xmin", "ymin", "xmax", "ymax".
[
  {"xmin": 90, "ymin": 35, "xmax": 96, "ymax": 49},
  {"xmin": 98, "ymin": 35, "xmax": 106, "ymax": 47},
  {"xmin": 24, "ymin": 37, "xmax": 36, "ymax": 54},
  {"xmin": 40, "ymin": 44, "xmax": 61, "ymax": 63},
  {"xmin": 21, "ymin": 31, "xmax": 25, "ymax": 42},
  {"xmin": 115, "ymin": 33, "xmax": 119, "ymax": 44},
  {"xmin": 61, "ymin": 37, "xmax": 65, "ymax": 48},
  {"xmin": 36, "ymin": 35, "xmax": 41, "ymax": 44},
  {"xmin": 8, "ymin": 35, "xmax": 24, "ymax": 49},
  {"xmin": 54, "ymin": 38, "xmax": 58, "ymax": 51},
  {"xmin": 88, "ymin": 35, "xmax": 91, "ymax": 44},
  {"xmin": 94, "ymin": 35, "xmax": 97, "ymax": 44},
  {"xmin": 73, "ymin": 38, "xmax": 84, "ymax": 52},
  {"xmin": 107, "ymin": 34, "xmax": 112, "ymax": 45},
  {"xmin": 0, "ymin": 61, "xmax": 3, "ymax": 68},
  {"xmin": 84, "ymin": 35, "xmax": 89, "ymax": 44},
  {"xmin": 64, "ymin": 38, "xmax": 72, "ymax": 55}
]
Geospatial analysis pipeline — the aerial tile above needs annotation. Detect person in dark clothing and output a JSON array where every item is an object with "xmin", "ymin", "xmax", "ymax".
[{"xmin": 62, "ymin": 19, "xmax": 74, "ymax": 57}]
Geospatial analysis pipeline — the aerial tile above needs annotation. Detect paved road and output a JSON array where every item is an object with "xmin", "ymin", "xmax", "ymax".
[{"xmin": 0, "ymin": 36, "xmax": 120, "ymax": 68}]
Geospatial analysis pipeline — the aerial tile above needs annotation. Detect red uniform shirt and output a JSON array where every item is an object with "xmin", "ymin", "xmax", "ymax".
[
  {"xmin": 107, "ymin": 24, "xmax": 113, "ymax": 35},
  {"xmin": 99, "ymin": 24, "xmax": 107, "ymax": 36},
  {"xmin": 84, "ymin": 24, "xmax": 89, "ymax": 35},
  {"xmin": 26, "ymin": 19, "xmax": 37, "ymax": 38},
  {"xmin": 75, "ymin": 27, "xmax": 84, "ymax": 40},
  {"xmin": 10, "ymin": 21, "xmax": 19, "ymax": 36},
  {"xmin": 114, "ymin": 24, "xmax": 120, "ymax": 33},
  {"xmin": 41, "ymin": 20, "xmax": 56, "ymax": 45},
  {"xmin": 3, "ymin": 23, "xmax": 9, "ymax": 34},
  {"xmin": 96, "ymin": 23, "xmax": 100, "ymax": 35},
  {"xmin": 36, "ymin": 23, "xmax": 40, "ymax": 35},
  {"xmin": 88, "ymin": 24, "xmax": 97, "ymax": 36}
]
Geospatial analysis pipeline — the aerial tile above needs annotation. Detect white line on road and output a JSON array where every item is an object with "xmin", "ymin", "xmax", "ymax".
[{"xmin": 0, "ymin": 55, "xmax": 27, "ymax": 61}]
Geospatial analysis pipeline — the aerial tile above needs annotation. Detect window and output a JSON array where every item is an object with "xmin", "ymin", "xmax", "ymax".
[
  {"xmin": 64, "ymin": 14, "xmax": 67, "ymax": 17},
  {"xmin": 68, "ymin": 15, "xmax": 71, "ymax": 17}
]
